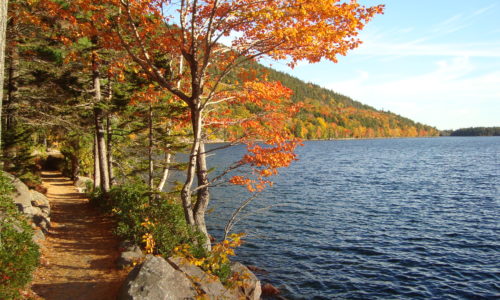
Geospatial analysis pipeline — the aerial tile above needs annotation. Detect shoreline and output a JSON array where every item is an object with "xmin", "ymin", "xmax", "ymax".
[{"xmin": 204, "ymin": 135, "xmax": 441, "ymax": 144}]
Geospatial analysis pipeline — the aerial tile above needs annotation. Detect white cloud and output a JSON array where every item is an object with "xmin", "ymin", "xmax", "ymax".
[
  {"xmin": 431, "ymin": 14, "xmax": 467, "ymax": 34},
  {"xmin": 353, "ymin": 40, "xmax": 500, "ymax": 58},
  {"xmin": 353, "ymin": 3, "xmax": 500, "ymax": 59},
  {"xmin": 263, "ymin": 2, "xmax": 500, "ymax": 130},
  {"xmin": 473, "ymin": 4, "xmax": 497, "ymax": 16},
  {"xmin": 327, "ymin": 57, "xmax": 500, "ymax": 129}
]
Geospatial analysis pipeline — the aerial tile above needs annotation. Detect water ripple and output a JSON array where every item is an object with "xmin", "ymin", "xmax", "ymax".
[{"xmin": 206, "ymin": 137, "xmax": 500, "ymax": 299}]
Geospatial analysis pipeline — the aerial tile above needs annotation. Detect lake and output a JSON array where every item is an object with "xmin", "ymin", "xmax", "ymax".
[{"xmin": 203, "ymin": 137, "xmax": 499, "ymax": 299}]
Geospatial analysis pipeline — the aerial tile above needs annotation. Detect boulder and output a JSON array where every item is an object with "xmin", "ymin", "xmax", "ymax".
[
  {"xmin": 22, "ymin": 205, "xmax": 51, "ymax": 230},
  {"xmin": 2, "ymin": 171, "xmax": 32, "ymax": 211},
  {"xmin": 32, "ymin": 214, "xmax": 51, "ymax": 232},
  {"xmin": 119, "ymin": 240, "xmax": 135, "ymax": 251},
  {"xmin": 247, "ymin": 265, "xmax": 269, "ymax": 274},
  {"xmin": 32, "ymin": 228, "xmax": 46, "ymax": 244},
  {"xmin": 2, "ymin": 171, "xmax": 52, "ymax": 236},
  {"xmin": 169, "ymin": 257, "xmax": 238, "ymax": 299},
  {"xmin": 118, "ymin": 255, "xmax": 197, "ymax": 300},
  {"xmin": 22, "ymin": 205, "xmax": 43, "ymax": 217},
  {"xmin": 262, "ymin": 283, "xmax": 280, "ymax": 296},
  {"xmin": 30, "ymin": 190, "xmax": 50, "ymax": 215},
  {"xmin": 74, "ymin": 176, "xmax": 93, "ymax": 193},
  {"xmin": 118, "ymin": 246, "xmax": 145, "ymax": 269},
  {"xmin": 230, "ymin": 262, "xmax": 262, "ymax": 300},
  {"xmin": 0, "ymin": 212, "xmax": 24, "ymax": 234}
]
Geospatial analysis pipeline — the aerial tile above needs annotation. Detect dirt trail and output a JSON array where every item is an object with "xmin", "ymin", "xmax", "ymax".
[{"xmin": 31, "ymin": 171, "xmax": 127, "ymax": 300}]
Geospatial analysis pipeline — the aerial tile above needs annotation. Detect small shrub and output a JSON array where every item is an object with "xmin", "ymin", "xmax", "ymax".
[
  {"xmin": 18, "ymin": 171, "xmax": 42, "ymax": 190},
  {"xmin": 91, "ymin": 182, "xmax": 206, "ymax": 258},
  {"xmin": 87, "ymin": 185, "xmax": 105, "ymax": 208},
  {"xmin": 0, "ymin": 173, "xmax": 40, "ymax": 300},
  {"xmin": 89, "ymin": 182, "xmax": 244, "ymax": 284},
  {"xmin": 174, "ymin": 233, "xmax": 244, "ymax": 284}
]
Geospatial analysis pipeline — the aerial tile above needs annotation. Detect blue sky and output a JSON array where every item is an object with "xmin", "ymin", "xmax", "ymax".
[{"xmin": 263, "ymin": 0, "xmax": 500, "ymax": 130}]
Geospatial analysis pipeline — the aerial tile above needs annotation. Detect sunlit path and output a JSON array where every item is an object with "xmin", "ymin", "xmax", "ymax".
[{"xmin": 31, "ymin": 171, "xmax": 127, "ymax": 300}]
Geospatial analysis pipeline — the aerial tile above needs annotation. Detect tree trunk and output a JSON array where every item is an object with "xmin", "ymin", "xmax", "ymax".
[
  {"xmin": 194, "ymin": 141, "xmax": 211, "ymax": 250},
  {"xmin": 106, "ymin": 114, "xmax": 114, "ymax": 186},
  {"xmin": 157, "ymin": 152, "xmax": 171, "ymax": 192},
  {"xmin": 3, "ymin": 37, "xmax": 17, "ymax": 160},
  {"xmin": 93, "ymin": 133, "xmax": 101, "ymax": 188},
  {"xmin": 106, "ymin": 80, "xmax": 114, "ymax": 186},
  {"xmin": 70, "ymin": 154, "xmax": 79, "ymax": 181},
  {"xmin": 180, "ymin": 107, "xmax": 201, "ymax": 227},
  {"xmin": 180, "ymin": 104, "xmax": 212, "ymax": 250},
  {"xmin": 148, "ymin": 102, "xmax": 153, "ymax": 191},
  {"xmin": 0, "ymin": 0, "xmax": 8, "ymax": 156},
  {"xmin": 92, "ymin": 52, "xmax": 109, "ymax": 193},
  {"xmin": 94, "ymin": 107, "xmax": 109, "ymax": 192},
  {"xmin": 5, "ymin": 37, "xmax": 18, "ymax": 132}
]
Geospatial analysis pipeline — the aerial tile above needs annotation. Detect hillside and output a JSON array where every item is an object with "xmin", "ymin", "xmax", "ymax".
[
  {"xmin": 441, "ymin": 127, "xmax": 500, "ymax": 136},
  {"xmin": 253, "ymin": 64, "xmax": 439, "ymax": 139}
]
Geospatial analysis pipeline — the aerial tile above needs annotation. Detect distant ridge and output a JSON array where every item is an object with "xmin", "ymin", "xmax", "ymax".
[
  {"xmin": 441, "ymin": 127, "xmax": 500, "ymax": 136},
  {"xmin": 236, "ymin": 62, "xmax": 439, "ymax": 139}
]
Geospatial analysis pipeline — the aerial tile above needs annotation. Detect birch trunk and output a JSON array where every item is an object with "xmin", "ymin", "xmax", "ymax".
[
  {"xmin": 106, "ymin": 80, "xmax": 114, "ymax": 186},
  {"xmin": 194, "ymin": 141, "xmax": 211, "ymax": 250},
  {"xmin": 3, "ymin": 37, "xmax": 17, "ymax": 160},
  {"xmin": 93, "ymin": 133, "xmax": 101, "ymax": 188},
  {"xmin": 180, "ymin": 108, "xmax": 202, "ymax": 226},
  {"xmin": 0, "ymin": 0, "xmax": 8, "ymax": 154},
  {"xmin": 5, "ymin": 36, "xmax": 17, "ymax": 132},
  {"xmin": 92, "ymin": 53, "xmax": 110, "ymax": 193},
  {"xmin": 148, "ymin": 103, "xmax": 154, "ymax": 191},
  {"xmin": 94, "ymin": 107, "xmax": 109, "ymax": 192},
  {"xmin": 157, "ymin": 152, "xmax": 171, "ymax": 192},
  {"xmin": 106, "ymin": 114, "xmax": 114, "ymax": 186}
]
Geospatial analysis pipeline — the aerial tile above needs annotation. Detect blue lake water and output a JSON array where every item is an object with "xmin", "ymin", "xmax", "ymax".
[{"xmin": 202, "ymin": 137, "xmax": 499, "ymax": 299}]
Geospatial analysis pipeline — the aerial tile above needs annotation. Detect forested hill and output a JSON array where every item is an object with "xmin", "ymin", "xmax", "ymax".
[
  {"xmin": 254, "ymin": 64, "xmax": 439, "ymax": 139},
  {"xmin": 441, "ymin": 127, "xmax": 500, "ymax": 136}
]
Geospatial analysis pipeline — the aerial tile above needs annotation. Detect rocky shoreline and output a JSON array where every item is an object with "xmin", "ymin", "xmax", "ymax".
[
  {"xmin": 3, "ymin": 171, "xmax": 51, "ymax": 246},
  {"xmin": 5, "ymin": 156, "xmax": 267, "ymax": 299},
  {"xmin": 73, "ymin": 175, "xmax": 264, "ymax": 299},
  {"xmin": 119, "ymin": 255, "xmax": 261, "ymax": 299}
]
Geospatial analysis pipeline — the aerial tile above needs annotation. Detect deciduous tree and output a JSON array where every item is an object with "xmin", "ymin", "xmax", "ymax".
[{"xmin": 111, "ymin": 0, "xmax": 384, "ymax": 249}]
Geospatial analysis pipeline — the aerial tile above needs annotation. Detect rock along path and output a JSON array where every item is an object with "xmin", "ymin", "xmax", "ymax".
[{"xmin": 31, "ymin": 171, "xmax": 127, "ymax": 300}]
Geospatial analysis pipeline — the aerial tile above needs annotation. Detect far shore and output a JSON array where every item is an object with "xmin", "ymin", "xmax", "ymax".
[{"xmin": 204, "ymin": 135, "xmax": 441, "ymax": 144}]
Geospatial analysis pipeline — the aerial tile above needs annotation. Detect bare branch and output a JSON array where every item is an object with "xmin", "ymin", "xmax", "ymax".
[
  {"xmin": 190, "ymin": 160, "xmax": 244, "ymax": 195},
  {"xmin": 223, "ymin": 193, "xmax": 259, "ymax": 240}
]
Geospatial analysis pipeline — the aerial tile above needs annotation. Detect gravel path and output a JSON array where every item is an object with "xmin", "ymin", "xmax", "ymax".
[{"xmin": 31, "ymin": 171, "xmax": 127, "ymax": 300}]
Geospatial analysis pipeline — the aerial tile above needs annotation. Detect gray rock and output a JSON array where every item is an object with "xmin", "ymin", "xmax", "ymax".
[
  {"xmin": 40, "ymin": 206, "xmax": 50, "ymax": 216},
  {"xmin": 0, "ymin": 213, "xmax": 24, "ymax": 234},
  {"xmin": 32, "ymin": 214, "xmax": 51, "ymax": 231},
  {"xmin": 169, "ymin": 257, "xmax": 238, "ymax": 300},
  {"xmin": 119, "ymin": 240, "xmax": 135, "ymax": 251},
  {"xmin": 23, "ymin": 205, "xmax": 43, "ymax": 217},
  {"xmin": 24, "ymin": 206, "xmax": 51, "ymax": 230},
  {"xmin": 32, "ymin": 228, "xmax": 46, "ymax": 244},
  {"xmin": 74, "ymin": 176, "xmax": 93, "ymax": 193},
  {"xmin": 117, "ymin": 249, "xmax": 145, "ymax": 269},
  {"xmin": 119, "ymin": 255, "xmax": 197, "ymax": 300},
  {"xmin": 126, "ymin": 245, "xmax": 142, "ymax": 253},
  {"xmin": 2, "ymin": 171, "xmax": 32, "ymax": 210},
  {"xmin": 30, "ymin": 190, "xmax": 50, "ymax": 215},
  {"xmin": 230, "ymin": 262, "xmax": 262, "ymax": 300}
]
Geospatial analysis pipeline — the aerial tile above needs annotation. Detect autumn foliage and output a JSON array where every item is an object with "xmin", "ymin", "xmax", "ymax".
[{"xmin": 30, "ymin": 0, "xmax": 384, "ymax": 249}]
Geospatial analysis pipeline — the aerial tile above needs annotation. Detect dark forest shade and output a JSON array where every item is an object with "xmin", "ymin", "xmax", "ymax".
[
  {"xmin": 441, "ymin": 127, "xmax": 500, "ymax": 136},
  {"xmin": 448, "ymin": 127, "xmax": 500, "ymax": 136}
]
